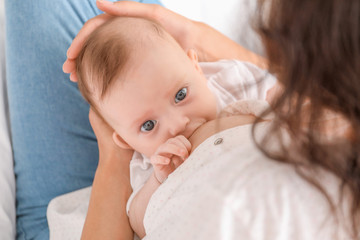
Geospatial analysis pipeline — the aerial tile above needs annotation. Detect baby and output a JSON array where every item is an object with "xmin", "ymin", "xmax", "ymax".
[{"xmin": 76, "ymin": 17, "xmax": 275, "ymax": 238}]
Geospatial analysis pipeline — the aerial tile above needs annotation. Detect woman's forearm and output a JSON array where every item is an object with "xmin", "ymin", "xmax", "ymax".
[
  {"xmin": 81, "ymin": 149, "xmax": 134, "ymax": 240},
  {"xmin": 193, "ymin": 21, "xmax": 268, "ymax": 69},
  {"xmin": 128, "ymin": 172, "xmax": 161, "ymax": 239}
]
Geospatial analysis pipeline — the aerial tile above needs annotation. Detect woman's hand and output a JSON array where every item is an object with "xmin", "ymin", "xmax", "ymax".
[
  {"xmin": 63, "ymin": 0, "xmax": 195, "ymax": 82},
  {"xmin": 89, "ymin": 108, "xmax": 133, "ymax": 164},
  {"xmin": 82, "ymin": 109, "xmax": 134, "ymax": 240},
  {"xmin": 63, "ymin": 0, "xmax": 266, "ymax": 82}
]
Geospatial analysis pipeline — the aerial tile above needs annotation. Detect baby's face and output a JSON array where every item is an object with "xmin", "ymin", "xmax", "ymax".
[{"xmin": 98, "ymin": 40, "xmax": 217, "ymax": 157}]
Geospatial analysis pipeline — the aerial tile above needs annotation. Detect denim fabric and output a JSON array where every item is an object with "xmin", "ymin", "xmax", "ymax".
[{"xmin": 5, "ymin": 0, "xmax": 162, "ymax": 239}]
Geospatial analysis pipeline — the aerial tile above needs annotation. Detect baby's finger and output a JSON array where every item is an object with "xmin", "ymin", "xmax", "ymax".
[
  {"xmin": 165, "ymin": 136, "xmax": 191, "ymax": 159},
  {"xmin": 156, "ymin": 143, "xmax": 187, "ymax": 159},
  {"xmin": 171, "ymin": 156, "xmax": 185, "ymax": 168},
  {"xmin": 174, "ymin": 135, "xmax": 192, "ymax": 152},
  {"xmin": 151, "ymin": 155, "xmax": 170, "ymax": 166}
]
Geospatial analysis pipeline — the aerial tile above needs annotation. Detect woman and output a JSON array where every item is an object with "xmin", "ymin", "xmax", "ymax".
[{"xmin": 64, "ymin": 0, "xmax": 360, "ymax": 239}]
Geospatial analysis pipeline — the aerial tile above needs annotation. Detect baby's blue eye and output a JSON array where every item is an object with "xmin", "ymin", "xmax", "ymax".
[
  {"xmin": 141, "ymin": 120, "xmax": 157, "ymax": 132},
  {"xmin": 175, "ymin": 87, "xmax": 187, "ymax": 103}
]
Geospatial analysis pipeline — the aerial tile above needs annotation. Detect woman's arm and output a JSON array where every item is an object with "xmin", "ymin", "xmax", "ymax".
[
  {"xmin": 81, "ymin": 110, "xmax": 134, "ymax": 240},
  {"xmin": 192, "ymin": 21, "xmax": 267, "ymax": 67},
  {"xmin": 63, "ymin": 0, "xmax": 267, "ymax": 82}
]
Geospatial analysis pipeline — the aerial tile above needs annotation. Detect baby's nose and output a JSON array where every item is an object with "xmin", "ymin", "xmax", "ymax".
[{"xmin": 168, "ymin": 114, "xmax": 190, "ymax": 136}]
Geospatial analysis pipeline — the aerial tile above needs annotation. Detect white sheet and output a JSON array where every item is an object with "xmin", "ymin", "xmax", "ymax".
[
  {"xmin": 47, "ymin": 187, "xmax": 91, "ymax": 240},
  {"xmin": 0, "ymin": 0, "xmax": 16, "ymax": 238}
]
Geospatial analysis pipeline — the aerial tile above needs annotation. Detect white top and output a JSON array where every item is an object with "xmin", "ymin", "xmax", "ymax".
[
  {"xmin": 127, "ymin": 60, "xmax": 276, "ymax": 213},
  {"xmin": 143, "ymin": 122, "xmax": 350, "ymax": 240}
]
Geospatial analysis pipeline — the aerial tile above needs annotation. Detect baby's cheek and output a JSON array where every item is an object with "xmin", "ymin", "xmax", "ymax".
[
  {"xmin": 206, "ymin": 101, "xmax": 218, "ymax": 120},
  {"xmin": 145, "ymin": 142, "xmax": 162, "ymax": 157}
]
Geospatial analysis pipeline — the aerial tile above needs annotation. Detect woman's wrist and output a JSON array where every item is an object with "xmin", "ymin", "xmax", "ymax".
[
  {"xmin": 82, "ymin": 143, "xmax": 133, "ymax": 240},
  {"xmin": 98, "ymin": 147, "xmax": 133, "ymax": 167}
]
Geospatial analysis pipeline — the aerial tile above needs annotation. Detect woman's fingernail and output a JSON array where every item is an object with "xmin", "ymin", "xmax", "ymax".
[
  {"xmin": 97, "ymin": 0, "xmax": 113, "ymax": 4},
  {"xmin": 70, "ymin": 73, "xmax": 78, "ymax": 82}
]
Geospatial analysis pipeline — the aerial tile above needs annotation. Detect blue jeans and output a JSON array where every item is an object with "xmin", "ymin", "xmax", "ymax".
[{"xmin": 5, "ymin": 0, "xmax": 162, "ymax": 239}]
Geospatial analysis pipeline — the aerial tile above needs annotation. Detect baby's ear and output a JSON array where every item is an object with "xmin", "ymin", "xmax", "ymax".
[
  {"xmin": 112, "ymin": 132, "xmax": 132, "ymax": 150},
  {"xmin": 187, "ymin": 49, "xmax": 203, "ymax": 73}
]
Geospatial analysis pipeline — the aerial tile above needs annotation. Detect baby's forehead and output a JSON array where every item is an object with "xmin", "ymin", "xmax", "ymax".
[{"xmin": 105, "ymin": 17, "xmax": 168, "ymax": 43}]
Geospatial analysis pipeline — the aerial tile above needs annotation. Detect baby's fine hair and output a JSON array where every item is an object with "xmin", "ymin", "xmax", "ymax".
[{"xmin": 76, "ymin": 17, "xmax": 167, "ymax": 114}]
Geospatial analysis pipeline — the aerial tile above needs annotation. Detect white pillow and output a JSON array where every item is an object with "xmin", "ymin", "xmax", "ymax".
[{"xmin": 0, "ymin": 0, "xmax": 16, "ymax": 238}]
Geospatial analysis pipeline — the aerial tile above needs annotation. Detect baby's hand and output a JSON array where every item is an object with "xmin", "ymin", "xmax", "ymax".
[{"xmin": 150, "ymin": 135, "xmax": 191, "ymax": 184}]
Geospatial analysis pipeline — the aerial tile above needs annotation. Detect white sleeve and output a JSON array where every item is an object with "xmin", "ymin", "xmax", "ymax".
[
  {"xmin": 238, "ymin": 61, "xmax": 277, "ymax": 100},
  {"xmin": 126, "ymin": 152, "xmax": 153, "ymax": 215},
  {"xmin": 202, "ymin": 60, "xmax": 277, "ymax": 111}
]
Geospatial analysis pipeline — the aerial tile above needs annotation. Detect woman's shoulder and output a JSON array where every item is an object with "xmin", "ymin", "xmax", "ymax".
[
  {"xmin": 194, "ymin": 123, "xmax": 347, "ymax": 238},
  {"xmin": 214, "ymin": 124, "xmax": 349, "ymax": 239}
]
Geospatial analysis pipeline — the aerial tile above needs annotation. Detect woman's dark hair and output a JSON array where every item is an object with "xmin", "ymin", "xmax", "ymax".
[{"xmin": 255, "ymin": 0, "xmax": 360, "ymax": 237}]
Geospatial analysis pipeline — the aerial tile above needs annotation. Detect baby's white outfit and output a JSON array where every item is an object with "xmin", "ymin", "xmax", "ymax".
[{"xmin": 126, "ymin": 60, "xmax": 276, "ymax": 213}]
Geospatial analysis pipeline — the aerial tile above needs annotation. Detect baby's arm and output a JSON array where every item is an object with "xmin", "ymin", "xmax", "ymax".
[{"xmin": 129, "ymin": 135, "xmax": 191, "ymax": 238}]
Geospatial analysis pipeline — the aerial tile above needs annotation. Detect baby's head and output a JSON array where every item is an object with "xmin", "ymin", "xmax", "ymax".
[{"xmin": 76, "ymin": 17, "xmax": 217, "ymax": 157}]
